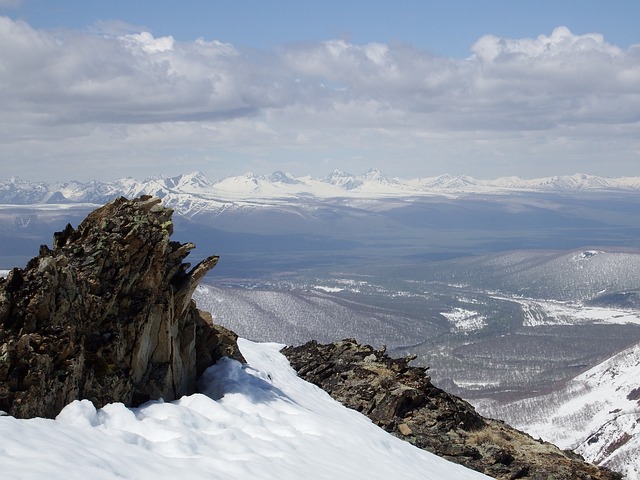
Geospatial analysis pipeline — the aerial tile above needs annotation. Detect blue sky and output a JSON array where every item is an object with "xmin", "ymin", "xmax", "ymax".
[
  {"xmin": 10, "ymin": 1, "xmax": 640, "ymax": 57},
  {"xmin": 1, "ymin": 0, "xmax": 640, "ymax": 181}
]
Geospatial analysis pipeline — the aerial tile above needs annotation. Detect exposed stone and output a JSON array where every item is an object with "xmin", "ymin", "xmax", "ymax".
[
  {"xmin": 282, "ymin": 339, "xmax": 623, "ymax": 480},
  {"xmin": 398, "ymin": 422, "xmax": 412, "ymax": 436},
  {"xmin": 0, "ymin": 196, "xmax": 243, "ymax": 419}
]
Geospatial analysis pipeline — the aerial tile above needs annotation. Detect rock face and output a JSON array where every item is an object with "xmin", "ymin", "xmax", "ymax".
[
  {"xmin": 282, "ymin": 339, "xmax": 622, "ymax": 480},
  {"xmin": 0, "ymin": 196, "xmax": 243, "ymax": 419}
]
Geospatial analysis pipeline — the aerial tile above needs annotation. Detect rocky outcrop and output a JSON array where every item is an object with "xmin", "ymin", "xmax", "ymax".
[
  {"xmin": 0, "ymin": 196, "xmax": 243, "ymax": 419},
  {"xmin": 282, "ymin": 339, "xmax": 622, "ymax": 480}
]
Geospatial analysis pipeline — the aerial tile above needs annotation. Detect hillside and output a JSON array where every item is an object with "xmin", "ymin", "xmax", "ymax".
[
  {"xmin": 2, "ymin": 182, "xmax": 640, "ymax": 477},
  {"xmin": 476, "ymin": 341, "xmax": 640, "ymax": 479}
]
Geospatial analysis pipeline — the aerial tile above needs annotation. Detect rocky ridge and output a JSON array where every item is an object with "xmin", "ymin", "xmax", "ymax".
[
  {"xmin": 0, "ymin": 196, "xmax": 242, "ymax": 418},
  {"xmin": 282, "ymin": 339, "xmax": 623, "ymax": 480}
]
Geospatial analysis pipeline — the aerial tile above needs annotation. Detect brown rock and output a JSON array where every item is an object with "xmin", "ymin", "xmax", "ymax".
[
  {"xmin": 0, "ymin": 196, "xmax": 243, "ymax": 418},
  {"xmin": 398, "ymin": 423, "xmax": 412, "ymax": 436},
  {"xmin": 282, "ymin": 339, "xmax": 622, "ymax": 480}
]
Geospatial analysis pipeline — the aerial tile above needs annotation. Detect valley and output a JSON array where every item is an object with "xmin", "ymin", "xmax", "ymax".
[
  {"xmin": 192, "ymin": 255, "xmax": 640, "ymax": 402},
  {"xmin": 1, "ymin": 171, "xmax": 640, "ymax": 477}
]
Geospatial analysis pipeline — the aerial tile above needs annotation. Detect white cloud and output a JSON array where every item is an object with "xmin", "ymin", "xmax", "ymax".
[
  {"xmin": 124, "ymin": 31, "xmax": 175, "ymax": 53},
  {"xmin": 472, "ymin": 26, "xmax": 621, "ymax": 63},
  {"xmin": 0, "ymin": 17, "xmax": 638, "ymax": 181}
]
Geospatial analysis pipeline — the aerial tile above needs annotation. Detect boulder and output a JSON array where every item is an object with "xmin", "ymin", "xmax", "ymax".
[{"xmin": 0, "ymin": 196, "xmax": 243, "ymax": 418}]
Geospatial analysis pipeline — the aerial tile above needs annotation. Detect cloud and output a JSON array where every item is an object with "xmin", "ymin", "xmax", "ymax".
[
  {"xmin": 123, "ymin": 32, "xmax": 175, "ymax": 53},
  {"xmin": 0, "ymin": 17, "xmax": 639, "ymax": 180},
  {"xmin": 281, "ymin": 29, "xmax": 640, "ymax": 131}
]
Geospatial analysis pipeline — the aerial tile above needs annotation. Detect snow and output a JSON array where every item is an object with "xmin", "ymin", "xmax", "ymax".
[
  {"xmin": 539, "ymin": 301, "xmax": 640, "ymax": 325},
  {"xmin": 0, "ymin": 339, "xmax": 490, "ymax": 480},
  {"xmin": 4, "ymin": 172, "xmax": 640, "ymax": 210},
  {"xmin": 0, "ymin": 203, "xmax": 97, "ymax": 210},
  {"xmin": 453, "ymin": 380, "xmax": 501, "ymax": 390},
  {"xmin": 440, "ymin": 307, "xmax": 487, "ymax": 332},
  {"xmin": 313, "ymin": 285, "xmax": 345, "ymax": 293},
  {"xmin": 486, "ymin": 293, "xmax": 640, "ymax": 326}
]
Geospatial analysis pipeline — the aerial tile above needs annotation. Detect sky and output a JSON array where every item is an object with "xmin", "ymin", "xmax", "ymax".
[{"xmin": 1, "ymin": 0, "xmax": 639, "ymax": 182}]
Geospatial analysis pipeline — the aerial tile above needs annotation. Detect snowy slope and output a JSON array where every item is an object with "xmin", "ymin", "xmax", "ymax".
[
  {"xmin": 433, "ymin": 249, "xmax": 640, "ymax": 302},
  {"xmin": 0, "ymin": 339, "xmax": 490, "ymax": 480},
  {"xmin": 477, "ymin": 341, "xmax": 640, "ymax": 479}
]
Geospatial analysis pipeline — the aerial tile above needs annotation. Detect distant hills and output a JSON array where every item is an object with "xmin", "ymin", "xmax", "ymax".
[{"xmin": 2, "ymin": 170, "xmax": 640, "ymax": 207}]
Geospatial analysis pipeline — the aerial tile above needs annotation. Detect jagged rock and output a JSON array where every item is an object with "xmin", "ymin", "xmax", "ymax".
[
  {"xmin": 282, "ymin": 339, "xmax": 623, "ymax": 480},
  {"xmin": 0, "ymin": 196, "xmax": 243, "ymax": 419}
]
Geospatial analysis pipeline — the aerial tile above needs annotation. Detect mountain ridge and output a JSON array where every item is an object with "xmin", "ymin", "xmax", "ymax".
[
  {"xmin": 2, "ymin": 171, "xmax": 640, "ymax": 208},
  {"xmin": 282, "ymin": 338, "xmax": 622, "ymax": 480}
]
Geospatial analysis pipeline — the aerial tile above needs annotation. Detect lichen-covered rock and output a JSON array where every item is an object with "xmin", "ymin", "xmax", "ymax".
[
  {"xmin": 282, "ymin": 339, "xmax": 622, "ymax": 480},
  {"xmin": 0, "ymin": 196, "xmax": 243, "ymax": 418}
]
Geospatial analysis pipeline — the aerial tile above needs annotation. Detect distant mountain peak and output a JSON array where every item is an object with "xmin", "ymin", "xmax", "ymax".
[
  {"xmin": 325, "ymin": 169, "xmax": 353, "ymax": 178},
  {"xmin": 323, "ymin": 170, "xmax": 362, "ymax": 190},
  {"xmin": 265, "ymin": 171, "xmax": 300, "ymax": 184},
  {"xmin": 361, "ymin": 168, "xmax": 393, "ymax": 182},
  {"xmin": 174, "ymin": 171, "xmax": 213, "ymax": 188},
  {"xmin": 363, "ymin": 168, "xmax": 382, "ymax": 179}
]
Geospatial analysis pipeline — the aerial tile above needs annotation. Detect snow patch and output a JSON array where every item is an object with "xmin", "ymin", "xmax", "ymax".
[
  {"xmin": 574, "ymin": 250, "xmax": 604, "ymax": 260},
  {"xmin": 441, "ymin": 308, "xmax": 487, "ymax": 332},
  {"xmin": 454, "ymin": 380, "xmax": 501, "ymax": 390},
  {"xmin": 313, "ymin": 285, "xmax": 345, "ymax": 293},
  {"xmin": 488, "ymin": 293, "xmax": 640, "ymax": 327}
]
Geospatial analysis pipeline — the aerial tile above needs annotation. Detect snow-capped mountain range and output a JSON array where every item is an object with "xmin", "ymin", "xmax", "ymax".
[{"xmin": 2, "ymin": 170, "xmax": 640, "ymax": 208}]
